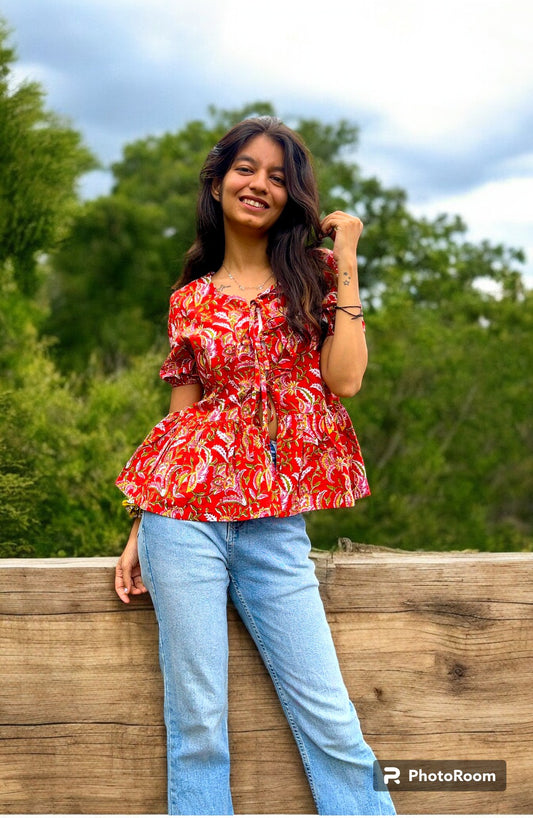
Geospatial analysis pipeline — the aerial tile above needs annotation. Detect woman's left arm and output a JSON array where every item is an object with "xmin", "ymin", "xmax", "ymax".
[{"xmin": 319, "ymin": 211, "xmax": 367, "ymax": 397}]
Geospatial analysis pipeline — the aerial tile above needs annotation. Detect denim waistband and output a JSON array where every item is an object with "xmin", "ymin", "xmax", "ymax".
[{"xmin": 269, "ymin": 438, "xmax": 277, "ymax": 468}]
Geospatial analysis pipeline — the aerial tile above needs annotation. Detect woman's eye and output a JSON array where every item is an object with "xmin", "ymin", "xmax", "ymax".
[{"xmin": 271, "ymin": 175, "xmax": 285, "ymax": 185}]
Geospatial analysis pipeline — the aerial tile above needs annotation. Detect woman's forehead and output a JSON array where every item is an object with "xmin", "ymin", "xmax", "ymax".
[{"xmin": 235, "ymin": 133, "xmax": 285, "ymax": 164}]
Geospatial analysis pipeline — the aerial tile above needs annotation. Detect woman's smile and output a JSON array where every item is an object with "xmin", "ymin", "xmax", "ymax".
[{"xmin": 240, "ymin": 196, "xmax": 268, "ymax": 210}]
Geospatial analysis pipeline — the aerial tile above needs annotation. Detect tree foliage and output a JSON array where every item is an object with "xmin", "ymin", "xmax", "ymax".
[
  {"xmin": 0, "ymin": 18, "xmax": 531, "ymax": 557},
  {"xmin": 0, "ymin": 264, "xmax": 167, "ymax": 556},
  {"xmin": 0, "ymin": 21, "xmax": 95, "ymax": 294},
  {"xmin": 306, "ymin": 285, "xmax": 533, "ymax": 551}
]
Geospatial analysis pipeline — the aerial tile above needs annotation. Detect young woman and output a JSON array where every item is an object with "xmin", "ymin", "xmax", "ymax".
[{"xmin": 114, "ymin": 116, "xmax": 395, "ymax": 816}]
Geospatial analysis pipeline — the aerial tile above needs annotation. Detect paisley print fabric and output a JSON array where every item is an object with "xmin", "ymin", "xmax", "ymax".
[{"xmin": 116, "ymin": 251, "xmax": 370, "ymax": 521}]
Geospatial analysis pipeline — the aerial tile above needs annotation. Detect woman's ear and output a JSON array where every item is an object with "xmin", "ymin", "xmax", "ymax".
[{"xmin": 211, "ymin": 181, "xmax": 221, "ymax": 201}]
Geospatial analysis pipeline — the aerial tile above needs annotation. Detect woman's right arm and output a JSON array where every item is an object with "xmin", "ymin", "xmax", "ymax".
[{"xmin": 114, "ymin": 382, "xmax": 203, "ymax": 603}]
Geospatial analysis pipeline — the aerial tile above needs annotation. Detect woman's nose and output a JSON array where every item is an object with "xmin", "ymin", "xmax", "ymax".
[{"xmin": 249, "ymin": 171, "xmax": 268, "ymax": 192}]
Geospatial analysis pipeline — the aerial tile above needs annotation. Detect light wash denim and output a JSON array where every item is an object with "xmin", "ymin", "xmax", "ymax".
[{"xmin": 138, "ymin": 508, "xmax": 395, "ymax": 816}]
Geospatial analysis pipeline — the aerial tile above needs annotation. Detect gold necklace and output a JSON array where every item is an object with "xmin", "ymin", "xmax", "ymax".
[{"xmin": 222, "ymin": 263, "xmax": 274, "ymax": 292}]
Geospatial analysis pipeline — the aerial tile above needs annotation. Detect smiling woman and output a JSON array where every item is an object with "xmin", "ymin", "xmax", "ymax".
[{"xmin": 114, "ymin": 116, "xmax": 395, "ymax": 816}]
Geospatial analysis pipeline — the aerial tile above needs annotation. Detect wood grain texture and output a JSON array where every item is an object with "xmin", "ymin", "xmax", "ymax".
[{"xmin": 0, "ymin": 549, "xmax": 531, "ymax": 814}]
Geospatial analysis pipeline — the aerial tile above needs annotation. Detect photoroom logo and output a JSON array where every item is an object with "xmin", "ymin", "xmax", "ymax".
[
  {"xmin": 374, "ymin": 760, "xmax": 506, "ymax": 791},
  {"xmin": 383, "ymin": 766, "xmax": 401, "ymax": 786}
]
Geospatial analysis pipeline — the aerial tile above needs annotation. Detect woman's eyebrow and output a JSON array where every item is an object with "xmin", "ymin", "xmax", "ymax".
[{"xmin": 235, "ymin": 154, "xmax": 285, "ymax": 173}]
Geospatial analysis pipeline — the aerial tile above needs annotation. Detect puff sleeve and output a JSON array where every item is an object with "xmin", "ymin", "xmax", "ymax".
[{"xmin": 159, "ymin": 292, "xmax": 200, "ymax": 387}]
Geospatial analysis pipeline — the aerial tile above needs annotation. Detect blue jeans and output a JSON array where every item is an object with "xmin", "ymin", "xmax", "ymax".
[{"xmin": 138, "ymin": 510, "xmax": 395, "ymax": 816}]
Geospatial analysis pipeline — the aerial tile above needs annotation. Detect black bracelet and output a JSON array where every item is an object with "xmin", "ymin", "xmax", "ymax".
[{"xmin": 335, "ymin": 305, "xmax": 364, "ymax": 320}]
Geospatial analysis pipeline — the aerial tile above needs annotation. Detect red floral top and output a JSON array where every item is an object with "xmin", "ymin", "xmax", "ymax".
[{"xmin": 116, "ymin": 251, "xmax": 370, "ymax": 521}]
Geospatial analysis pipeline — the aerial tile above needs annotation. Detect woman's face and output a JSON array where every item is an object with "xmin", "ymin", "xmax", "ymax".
[{"xmin": 214, "ymin": 134, "xmax": 288, "ymax": 236}]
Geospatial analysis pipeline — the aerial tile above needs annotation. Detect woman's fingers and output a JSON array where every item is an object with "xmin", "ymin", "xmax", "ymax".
[
  {"xmin": 321, "ymin": 211, "xmax": 363, "ymax": 241},
  {"xmin": 115, "ymin": 560, "xmax": 148, "ymax": 603},
  {"xmin": 130, "ymin": 567, "xmax": 147, "ymax": 595},
  {"xmin": 115, "ymin": 560, "xmax": 132, "ymax": 603}
]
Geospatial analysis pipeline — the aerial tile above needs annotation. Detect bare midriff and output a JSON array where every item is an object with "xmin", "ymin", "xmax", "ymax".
[{"xmin": 258, "ymin": 393, "xmax": 278, "ymax": 440}]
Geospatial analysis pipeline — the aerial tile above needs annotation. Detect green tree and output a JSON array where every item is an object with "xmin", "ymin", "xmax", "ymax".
[
  {"xmin": 0, "ymin": 20, "xmax": 101, "ymax": 557},
  {"xmin": 0, "ymin": 20, "xmax": 95, "ymax": 294},
  {"xmin": 306, "ymin": 281, "xmax": 533, "ymax": 552},
  {"xmin": 44, "ymin": 195, "xmax": 170, "ymax": 372},
  {"xmin": 0, "ymin": 262, "xmax": 167, "ymax": 556}
]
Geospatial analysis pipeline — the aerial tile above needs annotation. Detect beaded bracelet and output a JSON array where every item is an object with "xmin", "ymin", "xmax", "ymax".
[
  {"xmin": 122, "ymin": 499, "xmax": 143, "ymax": 519},
  {"xmin": 335, "ymin": 305, "xmax": 364, "ymax": 320}
]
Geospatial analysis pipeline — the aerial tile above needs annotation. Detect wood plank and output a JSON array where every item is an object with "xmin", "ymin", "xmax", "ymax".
[{"xmin": 0, "ymin": 550, "xmax": 531, "ymax": 814}]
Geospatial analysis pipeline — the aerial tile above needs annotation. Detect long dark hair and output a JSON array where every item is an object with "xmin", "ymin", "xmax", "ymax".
[{"xmin": 177, "ymin": 116, "xmax": 329, "ymax": 339}]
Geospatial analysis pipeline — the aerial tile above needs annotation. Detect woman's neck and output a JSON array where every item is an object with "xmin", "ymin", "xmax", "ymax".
[{"xmin": 221, "ymin": 232, "xmax": 271, "ymax": 279}]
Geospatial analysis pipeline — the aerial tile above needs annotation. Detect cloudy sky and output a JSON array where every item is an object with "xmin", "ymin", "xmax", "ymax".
[{"xmin": 3, "ymin": 0, "xmax": 532, "ymax": 282}]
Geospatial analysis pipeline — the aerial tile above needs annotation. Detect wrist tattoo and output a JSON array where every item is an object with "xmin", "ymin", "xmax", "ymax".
[{"xmin": 342, "ymin": 271, "xmax": 351, "ymax": 286}]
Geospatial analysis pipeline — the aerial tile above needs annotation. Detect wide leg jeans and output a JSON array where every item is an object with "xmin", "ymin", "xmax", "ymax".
[{"xmin": 138, "ymin": 510, "xmax": 395, "ymax": 816}]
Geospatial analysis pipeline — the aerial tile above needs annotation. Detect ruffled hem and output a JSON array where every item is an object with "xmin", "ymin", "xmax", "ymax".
[
  {"xmin": 116, "ymin": 403, "xmax": 370, "ymax": 522},
  {"xmin": 115, "ymin": 488, "xmax": 371, "ymax": 522}
]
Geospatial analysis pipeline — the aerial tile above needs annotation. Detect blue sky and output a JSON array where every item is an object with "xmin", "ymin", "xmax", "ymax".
[{"xmin": 3, "ymin": 0, "xmax": 532, "ymax": 283}]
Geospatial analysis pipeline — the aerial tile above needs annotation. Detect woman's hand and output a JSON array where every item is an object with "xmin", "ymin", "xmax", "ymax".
[
  {"xmin": 115, "ymin": 518, "xmax": 148, "ymax": 604},
  {"xmin": 320, "ymin": 211, "xmax": 363, "ymax": 267}
]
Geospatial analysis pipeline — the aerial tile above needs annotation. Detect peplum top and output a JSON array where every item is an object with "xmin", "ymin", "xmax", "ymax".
[{"xmin": 115, "ymin": 251, "xmax": 370, "ymax": 521}]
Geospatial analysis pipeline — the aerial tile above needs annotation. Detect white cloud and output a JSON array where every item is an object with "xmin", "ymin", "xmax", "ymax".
[
  {"xmin": 425, "ymin": 177, "xmax": 532, "ymax": 225},
  {"xmin": 217, "ymin": 0, "xmax": 533, "ymax": 148},
  {"xmin": 411, "ymin": 175, "xmax": 533, "ymax": 284}
]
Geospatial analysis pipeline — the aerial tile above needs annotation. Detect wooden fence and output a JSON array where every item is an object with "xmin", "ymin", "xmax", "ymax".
[{"xmin": 0, "ymin": 545, "xmax": 531, "ymax": 814}]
